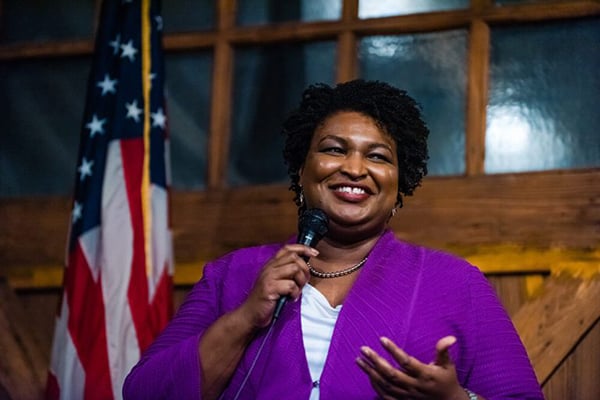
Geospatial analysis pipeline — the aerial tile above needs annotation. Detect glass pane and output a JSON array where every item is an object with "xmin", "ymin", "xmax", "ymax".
[
  {"xmin": 0, "ymin": 58, "xmax": 90, "ymax": 197},
  {"xmin": 1, "ymin": 0, "xmax": 95, "ymax": 43},
  {"xmin": 229, "ymin": 41, "xmax": 336, "ymax": 186},
  {"xmin": 165, "ymin": 52, "xmax": 213, "ymax": 190},
  {"xmin": 359, "ymin": 31, "xmax": 468, "ymax": 176},
  {"xmin": 163, "ymin": 0, "xmax": 215, "ymax": 33},
  {"xmin": 486, "ymin": 18, "xmax": 600, "ymax": 173},
  {"xmin": 359, "ymin": 0, "xmax": 468, "ymax": 19},
  {"xmin": 238, "ymin": 0, "xmax": 341, "ymax": 26}
]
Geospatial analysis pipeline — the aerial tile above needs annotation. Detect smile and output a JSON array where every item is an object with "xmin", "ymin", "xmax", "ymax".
[{"xmin": 335, "ymin": 186, "xmax": 367, "ymax": 195}]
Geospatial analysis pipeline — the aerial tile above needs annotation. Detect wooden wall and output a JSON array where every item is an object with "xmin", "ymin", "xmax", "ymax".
[{"xmin": 1, "ymin": 168, "xmax": 599, "ymax": 398}]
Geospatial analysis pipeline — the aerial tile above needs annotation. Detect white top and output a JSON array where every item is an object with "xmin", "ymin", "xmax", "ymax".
[{"xmin": 301, "ymin": 283, "xmax": 342, "ymax": 400}]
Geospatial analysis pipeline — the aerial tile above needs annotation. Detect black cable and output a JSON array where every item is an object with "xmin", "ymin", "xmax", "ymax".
[{"xmin": 231, "ymin": 315, "xmax": 279, "ymax": 400}]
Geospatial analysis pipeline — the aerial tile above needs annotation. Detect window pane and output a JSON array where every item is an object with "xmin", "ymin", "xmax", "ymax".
[
  {"xmin": 163, "ymin": 0, "xmax": 215, "ymax": 33},
  {"xmin": 229, "ymin": 41, "xmax": 336, "ymax": 186},
  {"xmin": 1, "ymin": 0, "xmax": 95, "ymax": 43},
  {"xmin": 165, "ymin": 52, "xmax": 213, "ymax": 190},
  {"xmin": 359, "ymin": 31, "xmax": 468, "ymax": 176},
  {"xmin": 486, "ymin": 18, "xmax": 600, "ymax": 173},
  {"xmin": 0, "ymin": 58, "xmax": 90, "ymax": 197},
  {"xmin": 237, "ymin": 0, "xmax": 341, "ymax": 26},
  {"xmin": 359, "ymin": 0, "xmax": 468, "ymax": 19}
]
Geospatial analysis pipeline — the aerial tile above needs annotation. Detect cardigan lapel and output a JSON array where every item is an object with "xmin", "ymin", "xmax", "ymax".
[{"xmin": 319, "ymin": 230, "xmax": 423, "ymax": 399}]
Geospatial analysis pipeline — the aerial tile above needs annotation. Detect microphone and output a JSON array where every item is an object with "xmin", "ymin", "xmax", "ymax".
[{"xmin": 272, "ymin": 208, "xmax": 329, "ymax": 319}]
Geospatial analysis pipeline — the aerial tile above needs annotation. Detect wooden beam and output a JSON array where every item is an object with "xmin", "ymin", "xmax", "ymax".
[
  {"xmin": 2, "ymin": 2, "xmax": 598, "ymax": 60},
  {"xmin": 336, "ymin": 0, "xmax": 359, "ymax": 83},
  {"xmin": 2, "ymin": 240, "xmax": 598, "ymax": 290},
  {"xmin": 513, "ymin": 276, "xmax": 600, "ymax": 384},
  {"xmin": 0, "ymin": 279, "xmax": 47, "ymax": 398},
  {"xmin": 207, "ymin": 0, "xmax": 236, "ymax": 188},
  {"xmin": 465, "ymin": 19, "xmax": 489, "ymax": 176},
  {"xmin": 1, "ymin": 169, "xmax": 599, "ymax": 269}
]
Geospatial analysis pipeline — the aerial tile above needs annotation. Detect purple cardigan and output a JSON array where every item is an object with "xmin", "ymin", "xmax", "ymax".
[{"xmin": 124, "ymin": 230, "xmax": 543, "ymax": 399}]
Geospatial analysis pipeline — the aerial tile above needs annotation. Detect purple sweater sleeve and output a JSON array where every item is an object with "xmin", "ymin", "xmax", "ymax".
[
  {"xmin": 457, "ymin": 264, "xmax": 543, "ymax": 399},
  {"xmin": 123, "ymin": 258, "xmax": 225, "ymax": 400}
]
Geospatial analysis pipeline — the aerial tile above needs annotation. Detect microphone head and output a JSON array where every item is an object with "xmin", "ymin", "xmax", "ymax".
[{"xmin": 297, "ymin": 208, "xmax": 329, "ymax": 248}]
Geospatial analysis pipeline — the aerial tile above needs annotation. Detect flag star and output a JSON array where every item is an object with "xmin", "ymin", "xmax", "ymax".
[
  {"xmin": 78, "ymin": 158, "xmax": 94, "ymax": 181},
  {"xmin": 120, "ymin": 39, "xmax": 138, "ymax": 62},
  {"xmin": 148, "ymin": 72, "xmax": 156, "ymax": 89},
  {"xmin": 109, "ymin": 34, "xmax": 121, "ymax": 55},
  {"xmin": 97, "ymin": 74, "xmax": 118, "ymax": 95},
  {"xmin": 86, "ymin": 114, "xmax": 107, "ymax": 137},
  {"xmin": 155, "ymin": 16, "xmax": 163, "ymax": 31},
  {"xmin": 151, "ymin": 108, "xmax": 167, "ymax": 129},
  {"xmin": 72, "ymin": 201, "xmax": 83, "ymax": 223},
  {"xmin": 126, "ymin": 100, "xmax": 143, "ymax": 123}
]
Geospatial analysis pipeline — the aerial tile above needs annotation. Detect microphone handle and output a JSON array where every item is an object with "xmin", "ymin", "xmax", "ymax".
[{"xmin": 272, "ymin": 254, "xmax": 309, "ymax": 319}]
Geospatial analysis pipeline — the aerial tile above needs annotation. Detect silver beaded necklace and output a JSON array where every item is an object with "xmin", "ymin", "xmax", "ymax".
[{"xmin": 308, "ymin": 256, "xmax": 368, "ymax": 279}]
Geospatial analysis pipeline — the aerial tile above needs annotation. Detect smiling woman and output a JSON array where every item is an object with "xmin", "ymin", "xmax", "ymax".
[{"xmin": 123, "ymin": 80, "xmax": 543, "ymax": 400}]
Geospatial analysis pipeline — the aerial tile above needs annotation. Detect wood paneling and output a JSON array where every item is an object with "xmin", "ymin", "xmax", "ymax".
[
  {"xmin": 542, "ymin": 319, "xmax": 600, "ymax": 400},
  {"xmin": 1, "ymin": 169, "xmax": 598, "ymax": 278},
  {"xmin": 513, "ymin": 277, "xmax": 600, "ymax": 384},
  {"xmin": 0, "ymin": 280, "xmax": 46, "ymax": 399}
]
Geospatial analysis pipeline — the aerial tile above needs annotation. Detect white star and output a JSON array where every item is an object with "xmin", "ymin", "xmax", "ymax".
[
  {"xmin": 86, "ymin": 114, "xmax": 107, "ymax": 137},
  {"xmin": 126, "ymin": 100, "xmax": 143, "ymax": 123},
  {"xmin": 148, "ymin": 72, "xmax": 156, "ymax": 89},
  {"xmin": 109, "ymin": 34, "xmax": 121, "ymax": 55},
  {"xmin": 120, "ymin": 39, "xmax": 138, "ymax": 62},
  {"xmin": 155, "ymin": 15, "xmax": 163, "ymax": 31},
  {"xmin": 78, "ymin": 158, "xmax": 94, "ymax": 181},
  {"xmin": 151, "ymin": 108, "xmax": 167, "ymax": 129},
  {"xmin": 72, "ymin": 201, "xmax": 83, "ymax": 223},
  {"xmin": 97, "ymin": 74, "xmax": 118, "ymax": 95}
]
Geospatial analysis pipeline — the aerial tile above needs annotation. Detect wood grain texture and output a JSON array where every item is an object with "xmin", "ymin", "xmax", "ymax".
[
  {"xmin": 1, "ymin": 170, "xmax": 598, "ymax": 271},
  {"xmin": 542, "ymin": 319, "xmax": 600, "ymax": 400},
  {"xmin": 513, "ymin": 276, "xmax": 600, "ymax": 384},
  {"xmin": 0, "ymin": 280, "xmax": 46, "ymax": 399}
]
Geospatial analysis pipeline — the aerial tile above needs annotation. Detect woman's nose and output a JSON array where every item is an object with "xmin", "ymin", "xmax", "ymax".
[{"xmin": 340, "ymin": 152, "xmax": 367, "ymax": 177}]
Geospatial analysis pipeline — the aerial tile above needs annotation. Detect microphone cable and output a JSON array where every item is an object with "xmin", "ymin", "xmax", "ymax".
[
  {"xmin": 231, "ymin": 312, "xmax": 280, "ymax": 400},
  {"xmin": 231, "ymin": 209, "xmax": 329, "ymax": 399}
]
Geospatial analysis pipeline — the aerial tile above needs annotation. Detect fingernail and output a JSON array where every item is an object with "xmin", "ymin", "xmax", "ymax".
[{"xmin": 380, "ymin": 337, "xmax": 390, "ymax": 345}]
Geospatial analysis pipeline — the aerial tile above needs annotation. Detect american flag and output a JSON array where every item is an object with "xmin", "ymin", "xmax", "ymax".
[{"xmin": 46, "ymin": 0, "xmax": 173, "ymax": 398}]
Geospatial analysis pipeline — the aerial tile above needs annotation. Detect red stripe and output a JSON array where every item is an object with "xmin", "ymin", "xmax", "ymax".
[
  {"xmin": 45, "ymin": 371, "xmax": 60, "ymax": 400},
  {"xmin": 65, "ymin": 245, "xmax": 113, "ymax": 400},
  {"xmin": 147, "ymin": 264, "xmax": 174, "ymax": 343},
  {"xmin": 118, "ymin": 138, "xmax": 153, "ymax": 350}
]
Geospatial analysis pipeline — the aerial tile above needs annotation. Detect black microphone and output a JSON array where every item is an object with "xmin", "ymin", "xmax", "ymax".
[{"xmin": 272, "ymin": 208, "xmax": 329, "ymax": 319}]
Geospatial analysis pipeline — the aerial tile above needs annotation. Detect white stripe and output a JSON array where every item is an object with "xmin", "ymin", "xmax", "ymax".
[
  {"xmin": 149, "ymin": 183, "xmax": 173, "ymax": 299},
  {"xmin": 101, "ymin": 140, "xmax": 140, "ymax": 400},
  {"xmin": 79, "ymin": 226, "xmax": 101, "ymax": 282},
  {"xmin": 49, "ymin": 294, "xmax": 86, "ymax": 400}
]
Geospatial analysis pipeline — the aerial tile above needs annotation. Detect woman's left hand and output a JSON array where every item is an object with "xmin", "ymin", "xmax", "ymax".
[{"xmin": 356, "ymin": 336, "xmax": 466, "ymax": 400}]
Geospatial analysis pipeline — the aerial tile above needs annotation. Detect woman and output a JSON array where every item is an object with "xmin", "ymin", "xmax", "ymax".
[{"xmin": 124, "ymin": 80, "xmax": 543, "ymax": 399}]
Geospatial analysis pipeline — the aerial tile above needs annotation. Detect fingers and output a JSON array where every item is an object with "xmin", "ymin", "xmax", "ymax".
[
  {"xmin": 356, "ymin": 346, "xmax": 419, "ymax": 399},
  {"xmin": 434, "ymin": 336, "xmax": 457, "ymax": 367},
  {"xmin": 380, "ymin": 337, "xmax": 422, "ymax": 376},
  {"xmin": 261, "ymin": 244, "xmax": 319, "ymax": 300}
]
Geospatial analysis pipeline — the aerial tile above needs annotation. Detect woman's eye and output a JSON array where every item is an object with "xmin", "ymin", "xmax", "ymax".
[
  {"xmin": 368, "ymin": 153, "xmax": 390, "ymax": 162},
  {"xmin": 321, "ymin": 146, "xmax": 344, "ymax": 154}
]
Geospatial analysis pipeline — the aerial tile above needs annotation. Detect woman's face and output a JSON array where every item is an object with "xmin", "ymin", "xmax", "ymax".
[{"xmin": 299, "ymin": 111, "xmax": 399, "ymax": 236}]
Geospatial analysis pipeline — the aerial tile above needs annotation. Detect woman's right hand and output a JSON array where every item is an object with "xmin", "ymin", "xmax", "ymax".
[{"xmin": 238, "ymin": 244, "xmax": 319, "ymax": 328}]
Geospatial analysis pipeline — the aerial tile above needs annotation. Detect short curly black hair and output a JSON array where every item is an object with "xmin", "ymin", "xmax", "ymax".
[{"xmin": 282, "ymin": 79, "xmax": 429, "ymax": 212}]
